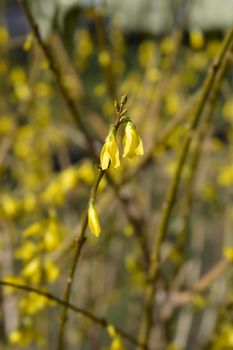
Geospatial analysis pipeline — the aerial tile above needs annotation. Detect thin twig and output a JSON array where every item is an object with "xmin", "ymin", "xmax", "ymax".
[
  {"xmin": 159, "ymin": 258, "xmax": 231, "ymax": 321},
  {"xmin": 94, "ymin": 7, "xmax": 116, "ymax": 101},
  {"xmin": 122, "ymin": 94, "xmax": 199, "ymax": 185},
  {"xmin": 18, "ymin": 0, "xmax": 96, "ymax": 156},
  {"xmin": 56, "ymin": 169, "xmax": 104, "ymax": 350}
]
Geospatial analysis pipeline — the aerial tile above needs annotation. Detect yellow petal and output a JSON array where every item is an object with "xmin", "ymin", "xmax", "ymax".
[
  {"xmin": 123, "ymin": 122, "xmax": 144, "ymax": 158},
  {"xmin": 101, "ymin": 129, "xmax": 120, "ymax": 170},
  {"xmin": 88, "ymin": 202, "xmax": 101, "ymax": 237},
  {"xmin": 110, "ymin": 337, "xmax": 125, "ymax": 350},
  {"xmin": 135, "ymin": 136, "xmax": 144, "ymax": 156},
  {"xmin": 123, "ymin": 131, "xmax": 133, "ymax": 158},
  {"xmin": 223, "ymin": 247, "xmax": 233, "ymax": 262},
  {"xmin": 123, "ymin": 123, "xmax": 136, "ymax": 158},
  {"xmin": 109, "ymin": 135, "xmax": 120, "ymax": 168},
  {"xmin": 100, "ymin": 143, "xmax": 110, "ymax": 170}
]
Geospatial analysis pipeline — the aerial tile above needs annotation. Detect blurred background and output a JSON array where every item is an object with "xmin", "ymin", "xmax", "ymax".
[{"xmin": 0, "ymin": 1, "xmax": 233, "ymax": 349}]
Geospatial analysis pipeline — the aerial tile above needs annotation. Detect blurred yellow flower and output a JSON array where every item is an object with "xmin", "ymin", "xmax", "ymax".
[
  {"xmin": 223, "ymin": 100, "xmax": 233, "ymax": 121},
  {"xmin": 165, "ymin": 93, "xmax": 181, "ymax": 116},
  {"xmin": 10, "ymin": 67, "xmax": 26, "ymax": 84},
  {"xmin": 0, "ymin": 115, "xmax": 14, "ymax": 134},
  {"xmin": 44, "ymin": 261, "xmax": 59, "ymax": 283},
  {"xmin": 223, "ymin": 247, "xmax": 233, "ymax": 262},
  {"xmin": 110, "ymin": 337, "xmax": 125, "ymax": 350},
  {"xmin": 146, "ymin": 67, "xmax": 161, "ymax": 83},
  {"xmin": 1, "ymin": 194, "xmax": 20, "ymax": 218},
  {"xmin": 22, "ymin": 258, "xmax": 41, "ymax": 284},
  {"xmin": 20, "ymin": 293, "xmax": 47, "ymax": 314},
  {"xmin": 0, "ymin": 60, "xmax": 7, "ymax": 74},
  {"xmin": 192, "ymin": 294, "xmax": 207, "ymax": 309},
  {"xmin": 123, "ymin": 122, "xmax": 144, "ymax": 159},
  {"xmin": 14, "ymin": 83, "xmax": 31, "ymax": 101},
  {"xmin": 9, "ymin": 330, "xmax": 22, "ymax": 344},
  {"xmin": 138, "ymin": 40, "xmax": 156, "ymax": 67},
  {"xmin": 190, "ymin": 30, "xmax": 204, "ymax": 50},
  {"xmin": 15, "ymin": 241, "xmax": 37, "ymax": 261},
  {"xmin": 23, "ymin": 222, "xmax": 43, "ymax": 237},
  {"xmin": 98, "ymin": 50, "xmax": 111, "ymax": 67},
  {"xmin": 88, "ymin": 202, "xmax": 101, "ymax": 237},
  {"xmin": 100, "ymin": 128, "xmax": 120, "ymax": 170},
  {"xmin": 160, "ymin": 37, "xmax": 176, "ymax": 55},
  {"xmin": 107, "ymin": 325, "xmax": 117, "ymax": 337},
  {"xmin": 23, "ymin": 33, "xmax": 33, "ymax": 51},
  {"xmin": 0, "ymin": 26, "xmax": 9, "ymax": 44},
  {"xmin": 93, "ymin": 83, "xmax": 107, "ymax": 97},
  {"xmin": 218, "ymin": 165, "xmax": 233, "ymax": 187},
  {"xmin": 44, "ymin": 222, "xmax": 60, "ymax": 251}
]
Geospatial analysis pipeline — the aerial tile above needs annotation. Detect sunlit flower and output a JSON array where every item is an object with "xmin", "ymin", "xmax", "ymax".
[
  {"xmin": 123, "ymin": 122, "xmax": 144, "ymax": 158},
  {"xmin": 100, "ymin": 127, "xmax": 120, "ymax": 170},
  {"xmin": 88, "ymin": 202, "xmax": 101, "ymax": 237}
]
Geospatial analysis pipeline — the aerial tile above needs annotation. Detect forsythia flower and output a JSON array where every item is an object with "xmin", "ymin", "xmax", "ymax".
[
  {"xmin": 100, "ymin": 127, "xmax": 120, "ymax": 170},
  {"xmin": 88, "ymin": 201, "xmax": 101, "ymax": 237},
  {"xmin": 110, "ymin": 337, "xmax": 125, "ymax": 350},
  {"xmin": 224, "ymin": 247, "xmax": 233, "ymax": 262},
  {"xmin": 123, "ymin": 122, "xmax": 144, "ymax": 158}
]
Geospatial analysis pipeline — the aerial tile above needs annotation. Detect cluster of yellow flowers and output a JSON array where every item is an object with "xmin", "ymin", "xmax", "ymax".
[
  {"xmin": 100, "ymin": 121, "xmax": 143, "ymax": 170},
  {"xmin": 88, "ymin": 119, "xmax": 144, "ymax": 237}
]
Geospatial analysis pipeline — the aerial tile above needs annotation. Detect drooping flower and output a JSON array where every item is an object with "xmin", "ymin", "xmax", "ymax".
[
  {"xmin": 100, "ymin": 127, "xmax": 120, "ymax": 170},
  {"xmin": 88, "ymin": 201, "xmax": 101, "ymax": 237},
  {"xmin": 123, "ymin": 122, "xmax": 144, "ymax": 158}
]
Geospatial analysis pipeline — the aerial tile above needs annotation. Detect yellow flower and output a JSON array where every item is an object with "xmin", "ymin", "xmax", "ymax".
[
  {"xmin": 88, "ymin": 202, "xmax": 101, "ymax": 237},
  {"xmin": 190, "ymin": 30, "xmax": 204, "ymax": 50},
  {"xmin": 110, "ymin": 337, "xmax": 125, "ymax": 350},
  {"xmin": 23, "ymin": 33, "xmax": 33, "ymax": 51},
  {"xmin": 123, "ymin": 122, "xmax": 144, "ymax": 158},
  {"xmin": 224, "ymin": 247, "xmax": 233, "ymax": 262},
  {"xmin": 100, "ymin": 128, "xmax": 120, "ymax": 170}
]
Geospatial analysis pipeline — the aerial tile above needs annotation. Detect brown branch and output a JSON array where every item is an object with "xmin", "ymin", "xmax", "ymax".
[
  {"xmin": 56, "ymin": 169, "xmax": 104, "ymax": 350},
  {"xmin": 0, "ymin": 280, "xmax": 147, "ymax": 349},
  {"xmin": 161, "ymin": 258, "xmax": 231, "ymax": 320}
]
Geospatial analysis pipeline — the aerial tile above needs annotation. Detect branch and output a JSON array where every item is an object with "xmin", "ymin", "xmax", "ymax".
[
  {"xmin": 18, "ymin": 0, "xmax": 95, "ymax": 156},
  {"xmin": 94, "ymin": 7, "xmax": 116, "ymax": 101},
  {"xmin": 160, "ymin": 258, "xmax": 231, "ymax": 321},
  {"xmin": 168, "ymin": 47, "xmax": 232, "ymax": 279},
  {"xmin": 122, "ymin": 94, "xmax": 199, "ymax": 185},
  {"xmin": 56, "ymin": 169, "xmax": 104, "ymax": 350},
  {"xmin": 0, "ymin": 280, "xmax": 147, "ymax": 349},
  {"xmin": 138, "ymin": 27, "xmax": 233, "ymax": 348}
]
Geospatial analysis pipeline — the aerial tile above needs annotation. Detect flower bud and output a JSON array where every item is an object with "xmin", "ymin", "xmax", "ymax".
[{"xmin": 88, "ymin": 202, "xmax": 101, "ymax": 237}]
